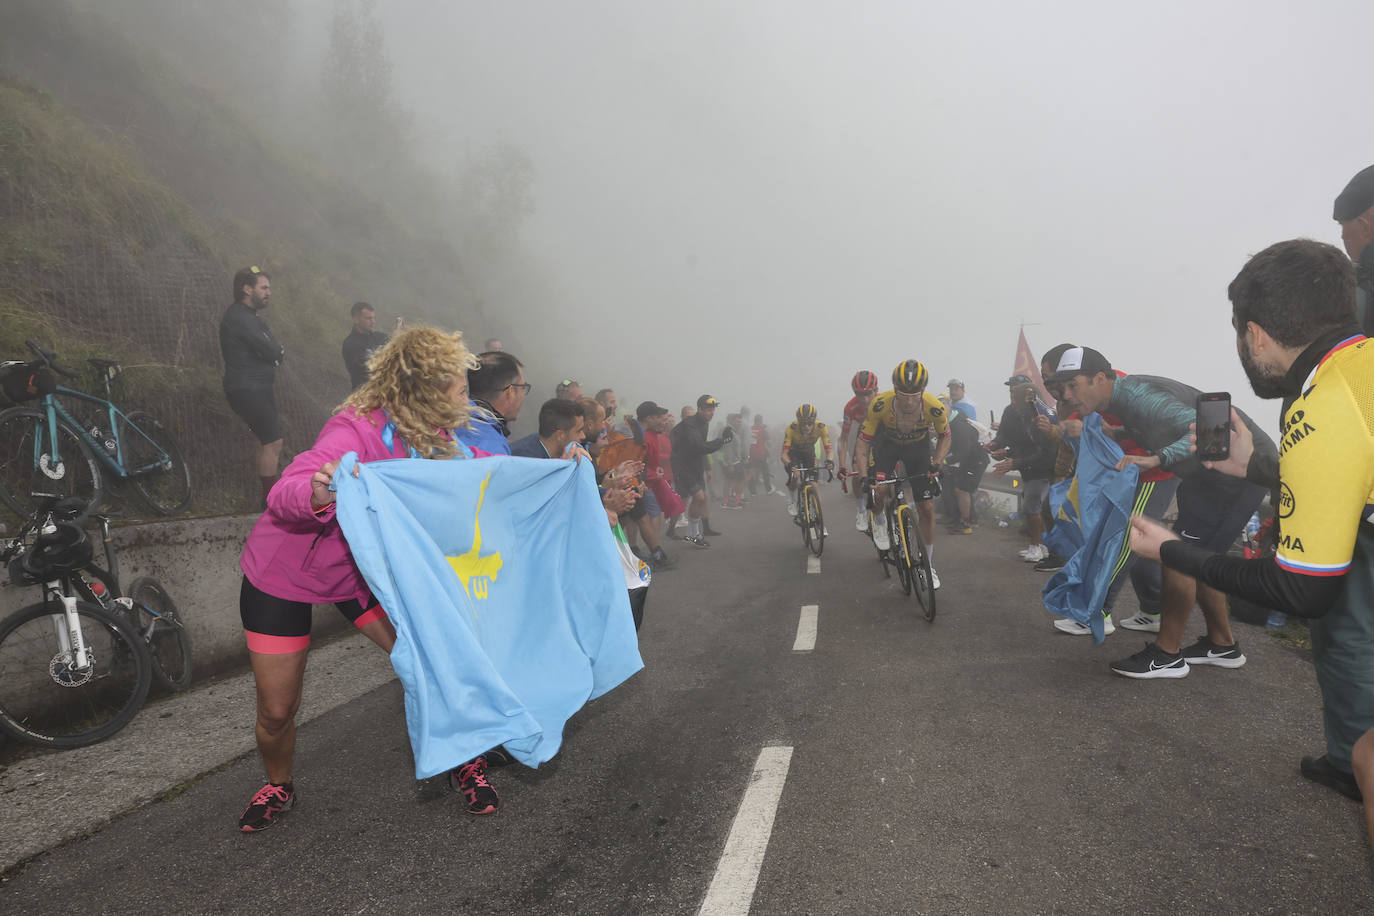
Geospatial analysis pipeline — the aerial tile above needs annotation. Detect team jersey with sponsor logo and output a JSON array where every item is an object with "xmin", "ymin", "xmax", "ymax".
[
  {"xmin": 783, "ymin": 420, "xmax": 832, "ymax": 452},
  {"xmin": 859, "ymin": 389, "xmax": 950, "ymax": 444},
  {"xmin": 1274, "ymin": 335, "xmax": 1374, "ymax": 576}
]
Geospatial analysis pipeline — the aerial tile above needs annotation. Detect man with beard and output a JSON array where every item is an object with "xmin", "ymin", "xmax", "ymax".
[
  {"xmin": 1048, "ymin": 346, "xmax": 1276, "ymax": 678},
  {"xmin": 1334, "ymin": 164, "xmax": 1374, "ymax": 335},
  {"xmin": 220, "ymin": 266, "xmax": 285, "ymax": 505},
  {"xmin": 1130, "ymin": 239, "xmax": 1374, "ymax": 810}
]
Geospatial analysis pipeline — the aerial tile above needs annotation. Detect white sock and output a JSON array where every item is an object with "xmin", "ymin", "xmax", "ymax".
[
  {"xmin": 926, "ymin": 543, "xmax": 935, "ymax": 564},
  {"xmin": 689, "ymin": 517, "xmax": 702, "ymax": 538}
]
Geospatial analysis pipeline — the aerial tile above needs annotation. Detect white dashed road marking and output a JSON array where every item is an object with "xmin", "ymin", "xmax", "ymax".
[
  {"xmin": 698, "ymin": 745, "xmax": 795, "ymax": 916},
  {"xmin": 792, "ymin": 605, "xmax": 818, "ymax": 652},
  {"xmin": 807, "ymin": 556, "xmax": 820, "ymax": 574}
]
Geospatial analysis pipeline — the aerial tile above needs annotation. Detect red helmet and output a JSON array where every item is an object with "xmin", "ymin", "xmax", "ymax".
[{"xmin": 851, "ymin": 370, "xmax": 878, "ymax": 394}]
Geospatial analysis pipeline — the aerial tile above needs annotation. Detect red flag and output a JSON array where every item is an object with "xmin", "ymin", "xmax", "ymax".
[{"xmin": 1012, "ymin": 328, "xmax": 1054, "ymax": 407}]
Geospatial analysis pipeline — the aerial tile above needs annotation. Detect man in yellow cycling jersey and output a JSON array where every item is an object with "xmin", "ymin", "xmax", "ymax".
[
  {"xmin": 1129, "ymin": 240, "xmax": 1374, "ymax": 820},
  {"xmin": 855, "ymin": 360, "xmax": 952, "ymax": 587},
  {"xmin": 781, "ymin": 404, "xmax": 834, "ymax": 522}
]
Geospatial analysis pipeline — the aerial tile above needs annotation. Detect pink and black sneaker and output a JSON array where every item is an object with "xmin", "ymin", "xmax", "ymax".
[
  {"xmin": 238, "ymin": 781, "xmax": 295, "ymax": 832},
  {"xmin": 449, "ymin": 756, "xmax": 499, "ymax": 815}
]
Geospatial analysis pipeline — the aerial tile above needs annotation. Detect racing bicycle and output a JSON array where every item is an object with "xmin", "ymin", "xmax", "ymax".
[
  {"xmin": 865, "ymin": 472, "xmax": 936, "ymax": 621},
  {"xmin": 790, "ymin": 464, "xmax": 834, "ymax": 557},
  {"xmin": 0, "ymin": 341, "xmax": 192, "ymax": 521}
]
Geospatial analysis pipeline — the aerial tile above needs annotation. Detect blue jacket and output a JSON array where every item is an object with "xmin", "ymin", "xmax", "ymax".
[
  {"xmin": 456, "ymin": 400, "xmax": 511, "ymax": 456},
  {"xmin": 510, "ymin": 433, "xmax": 550, "ymax": 458}
]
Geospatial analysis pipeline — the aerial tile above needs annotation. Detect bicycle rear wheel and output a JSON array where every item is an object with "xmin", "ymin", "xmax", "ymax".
[
  {"xmin": 0, "ymin": 600, "xmax": 151, "ymax": 747},
  {"xmin": 0, "ymin": 407, "xmax": 103, "ymax": 521},
  {"xmin": 127, "ymin": 577, "xmax": 193, "ymax": 692},
  {"xmin": 805, "ymin": 486, "xmax": 824, "ymax": 557},
  {"xmin": 906, "ymin": 510, "xmax": 937, "ymax": 621},
  {"xmin": 894, "ymin": 506, "xmax": 914, "ymax": 595},
  {"xmin": 122, "ymin": 410, "xmax": 192, "ymax": 516}
]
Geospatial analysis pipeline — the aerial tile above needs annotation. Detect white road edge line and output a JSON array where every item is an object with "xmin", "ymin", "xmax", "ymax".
[
  {"xmin": 807, "ymin": 555, "xmax": 820, "ymax": 574},
  {"xmin": 698, "ymin": 745, "xmax": 795, "ymax": 916},
  {"xmin": 792, "ymin": 604, "xmax": 818, "ymax": 652}
]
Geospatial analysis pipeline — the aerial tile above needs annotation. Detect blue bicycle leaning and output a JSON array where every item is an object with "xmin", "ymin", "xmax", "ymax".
[{"xmin": 0, "ymin": 341, "xmax": 192, "ymax": 519}]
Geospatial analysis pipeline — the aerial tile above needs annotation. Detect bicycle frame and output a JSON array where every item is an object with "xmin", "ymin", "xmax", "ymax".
[{"xmin": 37, "ymin": 387, "xmax": 171, "ymax": 480}]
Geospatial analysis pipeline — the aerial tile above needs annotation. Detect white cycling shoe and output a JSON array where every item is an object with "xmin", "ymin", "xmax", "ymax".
[{"xmin": 872, "ymin": 525, "xmax": 892, "ymax": 551}]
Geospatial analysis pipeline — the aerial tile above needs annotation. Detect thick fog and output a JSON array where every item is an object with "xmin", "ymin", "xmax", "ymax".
[{"xmin": 204, "ymin": 1, "xmax": 1374, "ymax": 428}]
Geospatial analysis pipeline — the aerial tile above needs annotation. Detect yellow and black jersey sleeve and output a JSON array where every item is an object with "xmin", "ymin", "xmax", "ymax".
[
  {"xmin": 1274, "ymin": 339, "xmax": 1374, "ymax": 577},
  {"xmin": 859, "ymin": 390, "xmax": 894, "ymax": 441},
  {"xmin": 816, "ymin": 423, "xmax": 832, "ymax": 450}
]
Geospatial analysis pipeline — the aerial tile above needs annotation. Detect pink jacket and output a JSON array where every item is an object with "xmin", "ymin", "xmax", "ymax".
[{"xmin": 241, "ymin": 407, "xmax": 490, "ymax": 603}]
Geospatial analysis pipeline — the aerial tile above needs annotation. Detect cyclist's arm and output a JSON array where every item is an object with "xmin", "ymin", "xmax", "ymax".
[
  {"xmin": 931, "ymin": 427, "xmax": 952, "ymax": 468},
  {"xmin": 819, "ymin": 424, "xmax": 834, "ymax": 462}
]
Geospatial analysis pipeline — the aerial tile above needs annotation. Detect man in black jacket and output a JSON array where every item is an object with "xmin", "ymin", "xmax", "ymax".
[
  {"xmin": 220, "ymin": 266, "xmax": 285, "ymax": 505},
  {"xmin": 1335, "ymin": 165, "xmax": 1374, "ymax": 335},
  {"xmin": 341, "ymin": 301, "xmax": 394, "ymax": 389},
  {"xmin": 942, "ymin": 407, "xmax": 989, "ymax": 533},
  {"xmin": 670, "ymin": 395, "xmax": 731, "ymax": 547},
  {"xmin": 988, "ymin": 377, "xmax": 1056, "ymax": 562}
]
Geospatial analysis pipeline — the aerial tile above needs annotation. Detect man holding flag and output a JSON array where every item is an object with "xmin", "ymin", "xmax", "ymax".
[{"xmin": 1048, "ymin": 347, "xmax": 1276, "ymax": 677}]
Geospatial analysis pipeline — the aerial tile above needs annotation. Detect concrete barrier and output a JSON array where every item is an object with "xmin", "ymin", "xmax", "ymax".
[{"xmin": 0, "ymin": 514, "xmax": 352, "ymax": 683}]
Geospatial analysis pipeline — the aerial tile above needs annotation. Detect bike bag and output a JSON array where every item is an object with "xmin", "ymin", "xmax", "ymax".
[{"xmin": 0, "ymin": 361, "xmax": 56, "ymax": 406}]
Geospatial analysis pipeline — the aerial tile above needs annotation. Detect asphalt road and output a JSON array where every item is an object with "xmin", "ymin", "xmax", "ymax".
[{"xmin": 2, "ymin": 482, "xmax": 1372, "ymax": 914}]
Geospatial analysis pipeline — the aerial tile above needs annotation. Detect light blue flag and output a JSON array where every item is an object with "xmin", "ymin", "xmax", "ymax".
[
  {"xmin": 332, "ymin": 453, "xmax": 643, "ymax": 779},
  {"xmin": 1041, "ymin": 413, "xmax": 1139, "ymax": 643}
]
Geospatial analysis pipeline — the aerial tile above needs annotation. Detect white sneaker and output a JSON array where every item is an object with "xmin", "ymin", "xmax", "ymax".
[
  {"xmin": 872, "ymin": 523, "xmax": 891, "ymax": 551},
  {"xmin": 1022, "ymin": 545, "xmax": 1048, "ymax": 562},
  {"xmin": 855, "ymin": 501, "xmax": 869, "ymax": 531},
  {"xmin": 1018, "ymin": 545, "xmax": 1038, "ymax": 558},
  {"xmin": 1118, "ymin": 613, "xmax": 1161, "ymax": 633},
  {"xmin": 1053, "ymin": 615, "xmax": 1116, "ymax": 636},
  {"xmin": 823, "ymin": 526, "xmax": 830, "ymax": 537},
  {"xmin": 930, "ymin": 568, "xmax": 941, "ymax": 589}
]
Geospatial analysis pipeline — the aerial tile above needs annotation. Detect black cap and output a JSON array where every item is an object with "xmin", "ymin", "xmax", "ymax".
[
  {"xmin": 697, "ymin": 395, "xmax": 719, "ymax": 409},
  {"xmin": 1048, "ymin": 346, "xmax": 1112, "ymax": 383},
  {"xmin": 636, "ymin": 400, "xmax": 669, "ymax": 420},
  {"xmin": 1334, "ymin": 165, "xmax": 1374, "ymax": 221},
  {"xmin": 1003, "ymin": 374, "xmax": 1032, "ymax": 386}
]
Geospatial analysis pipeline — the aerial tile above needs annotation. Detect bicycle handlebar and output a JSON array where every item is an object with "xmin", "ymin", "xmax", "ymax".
[{"xmin": 24, "ymin": 340, "xmax": 78, "ymax": 379}]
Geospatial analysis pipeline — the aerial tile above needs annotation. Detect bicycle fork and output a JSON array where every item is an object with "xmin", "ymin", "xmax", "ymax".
[{"xmin": 45, "ymin": 584, "xmax": 92, "ymax": 675}]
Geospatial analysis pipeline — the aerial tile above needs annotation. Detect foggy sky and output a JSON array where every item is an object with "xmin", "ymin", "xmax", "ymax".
[{"xmin": 305, "ymin": 0, "xmax": 1369, "ymax": 430}]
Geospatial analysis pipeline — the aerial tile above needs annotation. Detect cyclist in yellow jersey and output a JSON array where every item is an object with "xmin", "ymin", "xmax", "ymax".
[
  {"xmin": 1128, "ymin": 240, "xmax": 1374, "ymax": 822},
  {"xmin": 781, "ymin": 404, "xmax": 834, "ymax": 520},
  {"xmin": 854, "ymin": 360, "xmax": 952, "ymax": 586}
]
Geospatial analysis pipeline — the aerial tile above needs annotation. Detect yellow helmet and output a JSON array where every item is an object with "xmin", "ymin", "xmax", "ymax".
[
  {"xmin": 796, "ymin": 404, "xmax": 818, "ymax": 422},
  {"xmin": 892, "ymin": 359, "xmax": 929, "ymax": 394}
]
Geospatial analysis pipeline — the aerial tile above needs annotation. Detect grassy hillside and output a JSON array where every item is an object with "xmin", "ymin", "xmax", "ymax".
[{"xmin": 0, "ymin": 0, "xmax": 492, "ymax": 518}]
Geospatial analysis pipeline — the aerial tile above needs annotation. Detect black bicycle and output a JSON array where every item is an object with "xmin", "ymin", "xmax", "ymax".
[
  {"xmin": 864, "ymin": 472, "xmax": 936, "ymax": 621},
  {"xmin": 0, "ymin": 499, "xmax": 191, "ymax": 748}
]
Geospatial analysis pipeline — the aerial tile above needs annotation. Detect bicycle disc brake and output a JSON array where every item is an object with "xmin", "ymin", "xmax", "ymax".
[
  {"xmin": 39, "ymin": 453, "xmax": 68, "ymax": 481},
  {"xmin": 50, "ymin": 651, "xmax": 95, "ymax": 687}
]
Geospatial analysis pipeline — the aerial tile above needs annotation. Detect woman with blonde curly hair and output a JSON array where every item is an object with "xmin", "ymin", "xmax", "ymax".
[{"xmin": 235, "ymin": 326, "xmax": 498, "ymax": 831}]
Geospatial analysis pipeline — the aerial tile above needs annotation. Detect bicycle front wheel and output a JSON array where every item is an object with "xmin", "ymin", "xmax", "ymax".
[
  {"xmin": 127, "ymin": 576, "xmax": 193, "ymax": 691},
  {"xmin": 0, "ymin": 600, "xmax": 151, "ymax": 747},
  {"xmin": 894, "ymin": 506, "xmax": 914, "ymax": 595},
  {"xmin": 805, "ymin": 486, "xmax": 824, "ymax": 557},
  {"xmin": 905, "ymin": 509, "xmax": 936, "ymax": 621},
  {"xmin": 122, "ymin": 410, "xmax": 192, "ymax": 516},
  {"xmin": 0, "ymin": 407, "xmax": 103, "ymax": 521}
]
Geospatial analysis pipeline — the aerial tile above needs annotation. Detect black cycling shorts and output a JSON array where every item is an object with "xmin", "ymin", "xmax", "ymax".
[
  {"xmin": 239, "ymin": 576, "xmax": 384, "ymax": 654},
  {"xmin": 869, "ymin": 436, "xmax": 939, "ymax": 501},
  {"xmin": 225, "ymin": 386, "xmax": 282, "ymax": 444},
  {"xmin": 786, "ymin": 446, "xmax": 818, "ymax": 469}
]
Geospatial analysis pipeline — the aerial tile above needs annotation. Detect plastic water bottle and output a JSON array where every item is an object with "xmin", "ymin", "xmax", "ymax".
[{"xmin": 1246, "ymin": 512, "xmax": 1260, "ymax": 541}]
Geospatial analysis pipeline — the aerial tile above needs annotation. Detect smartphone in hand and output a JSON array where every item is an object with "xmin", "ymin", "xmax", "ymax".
[{"xmin": 1196, "ymin": 392, "xmax": 1231, "ymax": 461}]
